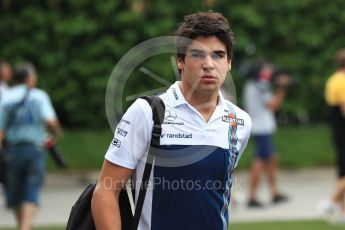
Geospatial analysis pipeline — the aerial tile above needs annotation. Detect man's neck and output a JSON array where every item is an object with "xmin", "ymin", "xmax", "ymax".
[{"xmin": 179, "ymin": 83, "xmax": 219, "ymax": 122}]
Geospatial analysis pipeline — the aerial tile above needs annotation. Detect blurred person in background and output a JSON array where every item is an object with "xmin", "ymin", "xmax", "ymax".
[
  {"xmin": 0, "ymin": 61, "xmax": 12, "ymax": 193},
  {"xmin": 243, "ymin": 60, "xmax": 291, "ymax": 208},
  {"xmin": 323, "ymin": 48, "xmax": 345, "ymax": 222},
  {"xmin": 0, "ymin": 61, "xmax": 12, "ymax": 101},
  {"xmin": 0, "ymin": 62, "xmax": 62, "ymax": 230}
]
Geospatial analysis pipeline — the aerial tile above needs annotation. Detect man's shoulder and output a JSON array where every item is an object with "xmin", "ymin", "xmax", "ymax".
[
  {"xmin": 125, "ymin": 96, "xmax": 164, "ymax": 124},
  {"xmin": 133, "ymin": 92, "xmax": 170, "ymax": 109},
  {"xmin": 1, "ymin": 86, "xmax": 22, "ymax": 104},
  {"xmin": 27, "ymin": 88, "xmax": 54, "ymax": 104},
  {"xmin": 30, "ymin": 88, "xmax": 48, "ymax": 97},
  {"xmin": 329, "ymin": 71, "xmax": 345, "ymax": 85},
  {"xmin": 133, "ymin": 96, "xmax": 162, "ymax": 112}
]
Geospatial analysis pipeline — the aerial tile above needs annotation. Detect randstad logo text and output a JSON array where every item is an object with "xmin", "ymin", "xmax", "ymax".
[{"xmin": 161, "ymin": 133, "xmax": 192, "ymax": 139}]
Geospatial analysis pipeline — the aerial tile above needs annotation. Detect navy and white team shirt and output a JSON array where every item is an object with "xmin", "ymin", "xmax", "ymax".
[{"xmin": 105, "ymin": 81, "xmax": 252, "ymax": 230}]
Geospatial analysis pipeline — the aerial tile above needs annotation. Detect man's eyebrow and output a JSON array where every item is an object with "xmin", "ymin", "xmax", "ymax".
[
  {"xmin": 189, "ymin": 49, "xmax": 206, "ymax": 53},
  {"xmin": 189, "ymin": 49, "xmax": 226, "ymax": 55},
  {"xmin": 213, "ymin": 50, "xmax": 227, "ymax": 55}
]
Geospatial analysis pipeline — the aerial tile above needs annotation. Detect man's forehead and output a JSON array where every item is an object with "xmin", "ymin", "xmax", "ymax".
[{"xmin": 187, "ymin": 38, "xmax": 227, "ymax": 53}]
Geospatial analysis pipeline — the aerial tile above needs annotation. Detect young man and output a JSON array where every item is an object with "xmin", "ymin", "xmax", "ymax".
[
  {"xmin": 323, "ymin": 48, "xmax": 345, "ymax": 221},
  {"xmin": 0, "ymin": 63, "xmax": 61, "ymax": 230},
  {"xmin": 92, "ymin": 11, "xmax": 251, "ymax": 230},
  {"xmin": 243, "ymin": 61, "xmax": 290, "ymax": 208}
]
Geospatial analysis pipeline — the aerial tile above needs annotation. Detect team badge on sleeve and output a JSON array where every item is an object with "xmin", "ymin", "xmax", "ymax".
[{"xmin": 112, "ymin": 138, "xmax": 121, "ymax": 147}]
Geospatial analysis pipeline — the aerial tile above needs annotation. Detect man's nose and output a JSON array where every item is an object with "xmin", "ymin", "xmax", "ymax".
[{"xmin": 202, "ymin": 55, "xmax": 215, "ymax": 71}]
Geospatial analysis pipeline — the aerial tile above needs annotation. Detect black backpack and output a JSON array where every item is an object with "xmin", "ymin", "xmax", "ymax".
[{"xmin": 66, "ymin": 96, "xmax": 165, "ymax": 230}]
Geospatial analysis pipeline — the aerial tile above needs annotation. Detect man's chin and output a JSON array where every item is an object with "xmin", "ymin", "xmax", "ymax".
[{"xmin": 196, "ymin": 86, "xmax": 220, "ymax": 96}]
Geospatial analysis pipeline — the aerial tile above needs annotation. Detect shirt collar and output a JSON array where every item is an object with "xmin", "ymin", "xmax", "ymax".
[
  {"xmin": 217, "ymin": 90, "xmax": 226, "ymax": 109},
  {"xmin": 167, "ymin": 81, "xmax": 188, "ymax": 107},
  {"xmin": 167, "ymin": 81, "xmax": 228, "ymax": 111}
]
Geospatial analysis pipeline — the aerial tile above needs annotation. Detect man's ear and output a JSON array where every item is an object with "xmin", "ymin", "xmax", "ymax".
[
  {"xmin": 177, "ymin": 58, "xmax": 184, "ymax": 71},
  {"xmin": 227, "ymin": 59, "xmax": 232, "ymax": 72}
]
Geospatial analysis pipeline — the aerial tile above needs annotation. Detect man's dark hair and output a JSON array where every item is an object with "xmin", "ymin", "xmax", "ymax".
[
  {"xmin": 176, "ymin": 11, "xmax": 235, "ymax": 62},
  {"xmin": 13, "ymin": 68, "xmax": 29, "ymax": 83},
  {"xmin": 13, "ymin": 62, "xmax": 36, "ymax": 84}
]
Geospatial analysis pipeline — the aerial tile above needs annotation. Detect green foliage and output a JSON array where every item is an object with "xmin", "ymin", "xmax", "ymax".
[
  {"xmin": 1, "ymin": 0, "xmax": 344, "ymax": 127},
  {"xmin": 218, "ymin": 0, "xmax": 345, "ymax": 121},
  {"xmin": 46, "ymin": 129, "xmax": 113, "ymax": 170}
]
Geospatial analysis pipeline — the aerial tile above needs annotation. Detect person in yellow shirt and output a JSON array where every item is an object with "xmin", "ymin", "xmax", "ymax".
[{"xmin": 323, "ymin": 48, "xmax": 345, "ymax": 222}]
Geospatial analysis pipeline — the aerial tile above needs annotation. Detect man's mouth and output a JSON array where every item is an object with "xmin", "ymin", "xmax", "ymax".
[{"xmin": 201, "ymin": 74, "xmax": 216, "ymax": 79}]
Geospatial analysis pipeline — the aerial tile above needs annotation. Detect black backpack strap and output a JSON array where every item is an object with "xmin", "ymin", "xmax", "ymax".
[
  {"xmin": 6, "ymin": 87, "xmax": 30, "ymax": 128},
  {"xmin": 18, "ymin": 87, "xmax": 30, "ymax": 106},
  {"xmin": 140, "ymin": 96, "xmax": 165, "ymax": 146},
  {"xmin": 131, "ymin": 96, "xmax": 165, "ymax": 230}
]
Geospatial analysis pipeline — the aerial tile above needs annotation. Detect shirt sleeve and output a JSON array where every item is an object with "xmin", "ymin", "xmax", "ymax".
[
  {"xmin": 105, "ymin": 98, "xmax": 153, "ymax": 169},
  {"xmin": 40, "ymin": 91, "xmax": 57, "ymax": 120}
]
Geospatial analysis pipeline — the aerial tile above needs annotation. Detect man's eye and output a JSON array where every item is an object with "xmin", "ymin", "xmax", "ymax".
[
  {"xmin": 211, "ymin": 53, "xmax": 224, "ymax": 59},
  {"xmin": 191, "ymin": 53, "xmax": 205, "ymax": 58}
]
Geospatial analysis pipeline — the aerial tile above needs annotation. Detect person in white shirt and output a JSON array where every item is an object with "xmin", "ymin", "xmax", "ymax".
[
  {"xmin": 243, "ymin": 61, "xmax": 290, "ymax": 208},
  {"xmin": 92, "ymin": 11, "xmax": 252, "ymax": 230}
]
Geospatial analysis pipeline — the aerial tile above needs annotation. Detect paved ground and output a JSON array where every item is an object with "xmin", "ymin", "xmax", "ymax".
[
  {"xmin": 0, "ymin": 168, "xmax": 337, "ymax": 228},
  {"xmin": 229, "ymin": 168, "xmax": 335, "ymax": 223}
]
